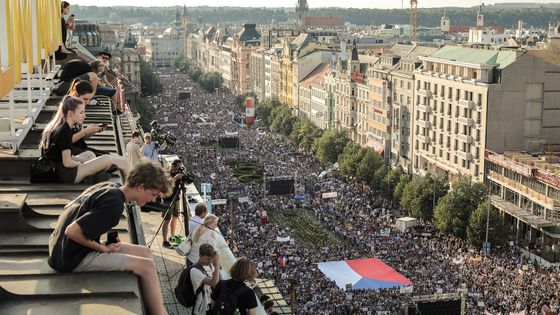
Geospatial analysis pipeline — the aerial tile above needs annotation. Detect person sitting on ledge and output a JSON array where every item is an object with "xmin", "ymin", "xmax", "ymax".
[
  {"xmin": 39, "ymin": 96, "xmax": 130, "ymax": 183},
  {"xmin": 48, "ymin": 160, "xmax": 173, "ymax": 315}
]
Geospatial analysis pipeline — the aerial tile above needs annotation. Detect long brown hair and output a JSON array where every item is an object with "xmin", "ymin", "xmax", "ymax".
[{"xmin": 39, "ymin": 96, "xmax": 83, "ymax": 150}]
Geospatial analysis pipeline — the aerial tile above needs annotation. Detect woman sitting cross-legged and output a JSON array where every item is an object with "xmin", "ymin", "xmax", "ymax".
[{"xmin": 39, "ymin": 96, "xmax": 130, "ymax": 183}]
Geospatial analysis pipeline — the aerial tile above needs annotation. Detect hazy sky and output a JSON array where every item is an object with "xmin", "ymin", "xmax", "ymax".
[{"xmin": 71, "ymin": 0, "xmax": 557, "ymax": 9}]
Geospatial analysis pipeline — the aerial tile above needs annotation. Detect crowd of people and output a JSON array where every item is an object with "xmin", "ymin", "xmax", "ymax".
[{"xmin": 151, "ymin": 67, "xmax": 560, "ymax": 314}]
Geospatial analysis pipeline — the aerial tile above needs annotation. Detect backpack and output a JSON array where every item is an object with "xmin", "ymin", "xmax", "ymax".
[
  {"xmin": 212, "ymin": 281, "xmax": 249, "ymax": 315},
  {"xmin": 175, "ymin": 264, "xmax": 207, "ymax": 309}
]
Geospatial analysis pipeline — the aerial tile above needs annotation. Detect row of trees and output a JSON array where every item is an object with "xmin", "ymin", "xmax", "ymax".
[
  {"xmin": 74, "ymin": 5, "xmax": 560, "ymax": 28},
  {"xmin": 254, "ymin": 97, "xmax": 507, "ymax": 249},
  {"xmin": 173, "ymin": 55, "xmax": 223, "ymax": 93}
]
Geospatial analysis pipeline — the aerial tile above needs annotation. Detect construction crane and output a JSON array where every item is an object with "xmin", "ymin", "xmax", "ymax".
[{"xmin": 410, "ymin": 0, "xmax": 418, "ymax": 41}]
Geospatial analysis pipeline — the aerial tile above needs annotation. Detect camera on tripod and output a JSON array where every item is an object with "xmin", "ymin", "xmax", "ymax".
[
  {"xmin": 178, "ymin": 166, "xmax": 196, "ymax": 185},
  {"xmin": 150, "ymin": 120, "xmax": 178, "ymax": 148}
]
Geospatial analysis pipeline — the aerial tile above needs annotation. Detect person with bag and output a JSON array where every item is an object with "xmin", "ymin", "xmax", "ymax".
[
  {"xmin": 175, "ymin": 243, "xmax": 221, "ymax": 315},
  {"xmin": 211, "ymin": 257, "xmax": 258, "ymax": 315},
  {"xmin": 47, "ymin": 160, "xmax": 173, "ymax": 315},
  {"xmin": 38, "ymin": 96, "xmax": 130, "ymax": 183}
]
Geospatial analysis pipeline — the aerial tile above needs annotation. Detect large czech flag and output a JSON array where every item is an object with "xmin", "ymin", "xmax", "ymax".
[{"xmin": 318, "ymin": 258, "xmax": 413, "ymax": 291}]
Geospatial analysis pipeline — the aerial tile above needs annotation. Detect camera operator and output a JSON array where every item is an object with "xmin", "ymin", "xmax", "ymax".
[
  {"xmin": 162, "ymin": 159, "xmax": 184, "ymax": 248},
  {"xmin": 142, "ymin": 132, "xmax": 158, "ymax": 161}
]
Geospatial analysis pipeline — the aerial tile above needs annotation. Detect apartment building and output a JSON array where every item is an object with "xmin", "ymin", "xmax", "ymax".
[
  {"xmin": 297, "ymin": 63, "xmax": 330, "ymax": 125},
  {"xmin": 366, "ymin": 44, "xmax": 417, "ymax": 157},
  {"xmin": 413, "ymin": 45, "xmax": 560, "ymax": 182},
  {"xmin": 486, "ymin": 150, "xmax": 560, "ymax": 263},
  {"xmin": 144, "ymin": 27, "xmax": 183, "ymax": 67},
  {"xmin": 264, "ymin": 46, "xmax": 282, "ymax": 99},
  {"xmin": 390, "ymin": 45, "xmax": 438, "ymax": 172},
  {"xmin": 280, "ymin": 33, "xmax": 331, "ymax": 108},
  {"xmin": 250, "ymin": 49, "xmax": 266, "ymax": 100},
  {"xmin": 220, "ymin": 39, "xmax": 233, "ymax": 92}
]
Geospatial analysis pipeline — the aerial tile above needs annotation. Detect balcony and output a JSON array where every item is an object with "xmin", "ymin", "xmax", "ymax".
[
  {"xmin": 457, "ymin": 117, "xmax": 475, "ymax": 127},
  {"xmin": 417, "ymin": 89, "xmax": 433, "ymax": 98},
  {"xmin": 417, "ymin": 104, "xmax": 431, "ymax": 113},
  {"xmin": 458, "ymin": 99, "xmax": 475, "ymax": 110},
  {"xmin": 455, "ymin": 150, "xmax": 473, "ymax": 161},
  {"xmin": 456, "ymin": 134, "xmax": 473, "ymax": 144},
  {"xmin": 416, "ymin": 134, "xmax": 431, "ymax": 143},
  {"xmin": 417, "ymin": 119, "xmax": 431, "ymax": 129}
]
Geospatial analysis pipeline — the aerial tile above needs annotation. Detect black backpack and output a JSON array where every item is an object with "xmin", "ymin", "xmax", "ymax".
[
  {"xmin": 212, "ymin": 280, "xmax": 249, "ymax": 315},
  {"xmin": 175, "ymin": 264, "xmax": 207, "ymax": 309}
]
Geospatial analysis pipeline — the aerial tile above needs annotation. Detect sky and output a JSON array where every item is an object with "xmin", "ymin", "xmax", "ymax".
[{"xmin": 70, "ymin": 0, "xmax": 557, "ymax": 9}]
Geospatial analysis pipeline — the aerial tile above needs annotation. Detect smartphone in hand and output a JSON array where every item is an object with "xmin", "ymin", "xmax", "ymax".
[{"xmin": 106, "ymin": 230, "xmax": 118, "ymax": 245}]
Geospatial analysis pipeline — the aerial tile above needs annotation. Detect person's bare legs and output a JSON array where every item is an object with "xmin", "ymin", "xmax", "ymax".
[
  {"xmin": 162, "ymin": 219, "xmax": 170, "ymax": 243},
  {"xmin": 73, "ymin": 150, "xmax": 96, "ymax": 162},
  {"xmin": 170, "ymin": 216, "xmax": 178, "ymax": 236},
  {"xmin": 75, "ymin": 155, "xmax": 113, "ymax": 183},
  {"xmin": 107, "ymin": 155, "xmax": 130, "ymax": 177},
  {"xmin": 120, "ymin": 243, "xmax": 167, "ymax": 315}
]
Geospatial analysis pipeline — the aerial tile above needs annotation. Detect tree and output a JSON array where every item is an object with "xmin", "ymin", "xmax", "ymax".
[
  {"xmin": 400, "ymin": 175, "xmax": 448, "ymax": 220},
  {"xmin": 393, "ymin": 173, "xmax": 411, "ymax": 206},
  {"xmin": 311, "ymin": 129, "xmax": 348, "ymax": 163},
  {"xmin": 139, "ymin": 60, "xmax": 163, "ymax": 95},
  {"xmin": 434, "ymin": 176, "xmax": 487, "ymax": 239},
  {"xmin": 467, "ymin": 201, "xmax": 508, "ymax": 248},
  {"xmin": 255, "ymin": 98, "xmax": 280, "ymax": 127},
  {"xmin": 355, "ymin": 148, "xmax": 383, "ymax": 184},
  {"xmin": 338, "ymin": 142, "xmax": 365, "ymax": 178}
]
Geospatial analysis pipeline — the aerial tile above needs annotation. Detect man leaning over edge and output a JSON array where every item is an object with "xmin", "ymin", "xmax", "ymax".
[{"xmin": 47, "ymin": 160, "xmax": 173, "ymax": 315}]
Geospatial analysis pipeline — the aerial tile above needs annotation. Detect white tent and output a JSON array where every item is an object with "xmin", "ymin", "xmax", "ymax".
[{"xmin": 395, "ymin": 217, "xmax": 417, "ymax": 232}]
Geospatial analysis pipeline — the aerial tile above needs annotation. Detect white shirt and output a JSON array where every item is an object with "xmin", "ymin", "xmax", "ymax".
[
  {"xmin": 189, "ymin": 215, "xmax": 204, "ymax": 235},
  {"xmin": 190, "ymin": 265, "xmax": 213, "ymax": 315},
  {"xmin": 187, "ymin": 229, "xmax": 216, "ymax": 264}
]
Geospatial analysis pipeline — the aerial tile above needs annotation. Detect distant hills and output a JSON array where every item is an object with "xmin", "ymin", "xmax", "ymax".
[{"xmin": 72, "ymin": 4, "xmax": 560, "ymax": 28}]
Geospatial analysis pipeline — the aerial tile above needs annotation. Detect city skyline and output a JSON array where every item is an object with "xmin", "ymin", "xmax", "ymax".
[{"xmin": 71, "ymin": 0, "xmax": 558, "ymax": 9}]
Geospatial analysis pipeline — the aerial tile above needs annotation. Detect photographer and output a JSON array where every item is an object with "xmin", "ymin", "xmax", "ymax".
[
  {"xmin": 142, "ymin": 133, "xmax": 158, "ymax": 161},
  {"xmin": 162, "ymin": 159, "xmax": 184, "ymax": 248}
]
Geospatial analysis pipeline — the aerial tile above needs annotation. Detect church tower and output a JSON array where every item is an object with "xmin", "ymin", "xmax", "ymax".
[
  {"xmin": 476, "ymin": 3, "xmax": 484, "ymax": 27},
  {"xmin": 181, "ymin": 4, "xmax": 188, "ymax": 28},
  {"xmin": 349, "ymin": 39, "xmax": 359, "ymax": 73},
  {"xmin": 295, "ymin": 0, "xmax": 309, "ymax": 27},
  {"xmin": 441, "ymin": 12, "xmax": 450, "ymax": 33}
]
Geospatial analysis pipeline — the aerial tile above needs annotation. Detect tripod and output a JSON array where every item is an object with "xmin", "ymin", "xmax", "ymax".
[{"xmin": 147, "ymin": 182, "xmax": 186, "ymax": 248}]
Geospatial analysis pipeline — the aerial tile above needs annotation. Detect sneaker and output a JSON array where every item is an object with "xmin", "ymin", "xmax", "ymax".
[{"xmin": 162, "ymin": 241, "xmax": 173, "ymax": 248}]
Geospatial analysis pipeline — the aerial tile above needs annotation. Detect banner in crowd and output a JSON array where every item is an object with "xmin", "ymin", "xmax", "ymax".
[
  {"xmin": 276, "ymin": 236, "xmax": 291, "ymax": 242},
  {"xmin": 238, "ymin": 196, "xmax": 250, "ymax": 203},
  {"xmin": 322, "ymin": 192, "xmax": 338, "ymax": 199},
  {"xmin": 225, "ymin": 130, "xmax": 239, "ymax": 136},
  {"xmin": 213, "ymin": 199, "xmax": 227, "ymax": 205}
]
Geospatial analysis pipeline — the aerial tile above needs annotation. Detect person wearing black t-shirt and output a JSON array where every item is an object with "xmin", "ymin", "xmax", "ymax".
[
  {"xmin": 39, "ymin": 96, "xmax": 130, "ymax": 183},
  {"xmin": 211, "ymin": 257, "xmax": 259, "ymax": 315},
  {"xmin": 48, "ymin": 160, "xmax": 172, "ymax": 315}
]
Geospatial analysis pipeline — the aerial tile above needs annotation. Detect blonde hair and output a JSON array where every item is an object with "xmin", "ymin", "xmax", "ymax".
[
  {"xmin": 39, "ymin": 96, "xmax": 83, "ymax": 150},
  {"xmin": 193, "ymin": 213, "xmax": 218, "ymax": 243}
]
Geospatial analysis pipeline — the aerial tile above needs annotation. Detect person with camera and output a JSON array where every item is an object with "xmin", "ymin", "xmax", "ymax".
[
  {"xmin": 48, "ymin": 160, "xmax": 173, "ymax": 315},
  {"xmin": 142, "ymin": 133, "xmax": 158, "ymax": 161},
  {"xmin": 162, "ymin": 159, "xmax": 184, "ymax": 248}
]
